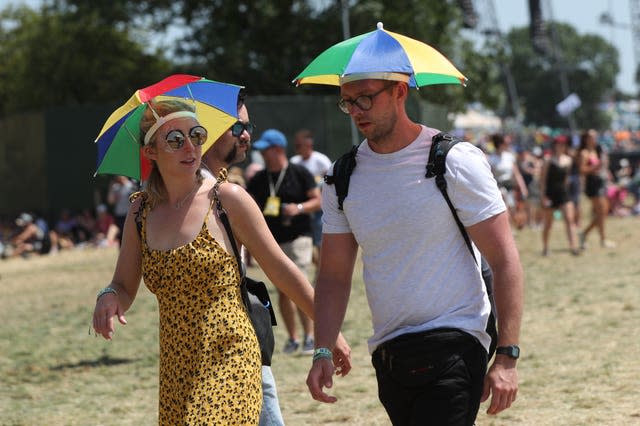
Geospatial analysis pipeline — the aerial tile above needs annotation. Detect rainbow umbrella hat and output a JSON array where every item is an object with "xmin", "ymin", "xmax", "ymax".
[
  {"xmin": 293, "ymin": 22, "xmax": 466, "ymax": 88},
  {"xmin": 94, "ymin": 74, "xmax": 242, "ymax": 181}
]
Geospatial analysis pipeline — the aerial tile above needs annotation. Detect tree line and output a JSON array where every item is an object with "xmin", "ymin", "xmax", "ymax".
[{"xmin": 0, "ymin": 0, "xmax": 626, "ymax": 130}]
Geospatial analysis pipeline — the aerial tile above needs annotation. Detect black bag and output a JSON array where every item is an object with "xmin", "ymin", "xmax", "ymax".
[
  {"xmin": 325, "ymin": 132, "xmax": 498, "ymax": 359},
  {"xmin": 215, "ymin": 193, "xmax": 278, "ymax": 366}
]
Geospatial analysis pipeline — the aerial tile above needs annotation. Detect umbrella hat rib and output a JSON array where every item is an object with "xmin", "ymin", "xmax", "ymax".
[
  {"xmin": 163, "ymin": 79, "xmax": 242, "ymax": 117},
  {"xmin": 386, "ymin": 29, "xmax": 466, "ymax": 85},
  {"xmin": 344, "ymin": 30, "xmax": 413, "ymax": 75},
  {"xmin": 293, "ymin": 32, "xmax": 370, "ymax": 85},
  {"xmin": 137, "ymin": 74, "xmax": 201, "ymax": 102}
]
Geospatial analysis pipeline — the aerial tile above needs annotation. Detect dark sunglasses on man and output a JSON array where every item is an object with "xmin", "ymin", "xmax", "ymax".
[{"xmin": 231, "ymin": 121, "xmax": 256, "ymax": 137}]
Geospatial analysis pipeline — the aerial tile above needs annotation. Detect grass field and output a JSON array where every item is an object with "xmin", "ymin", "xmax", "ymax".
[{"xmin": 1, "ymin": 214, "xmax": 639, "ymax": 425}]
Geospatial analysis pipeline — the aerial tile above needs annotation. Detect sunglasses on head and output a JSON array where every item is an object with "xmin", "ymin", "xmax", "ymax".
[
  {"xmin": 231, "ymin": 121, "xmax": 255, "ymax": 137},
  {"xmin": 164, "ymin": 125, "xmax": 208, "ymax": 151}
]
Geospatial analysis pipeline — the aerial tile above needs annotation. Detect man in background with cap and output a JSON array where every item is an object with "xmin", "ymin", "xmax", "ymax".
[
  {"xmin": 306, "ymin": 71, "xmax": 523, "ymax": 425},
  {"xmin": 247, "ymin": 128, "xmax": 321, "ymax": 356}
]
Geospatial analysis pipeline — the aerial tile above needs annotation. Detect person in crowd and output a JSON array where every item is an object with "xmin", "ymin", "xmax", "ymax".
[
  {"xmin": 567, "ymin": 141, "xmax": 583, "ymax": 228},
  {"xmin": 91, "ymin": 99, "xmax": 349, "ymax": 424},
  {"xmin": 488, "ymin": 133, "xmax": 529, "ymax": 227},
  {"xmin": 75, "ymin": 208, "xmax": 97, "ymax": 244},
  {"xmin": 247, "ymin": 129, "xmax": 321, "ymax": 356},
  {"xmin": 53, "ymin": 208, "xmax": 80, "ymax": 250},
  {"xmin": 578, "ymin": 129, "xmax": 615, "ymax": 248},
  {"xmin": 628, "ymin": 158, "xmax": 640, "ymax": 215},
  {"xmin": 8, "ymin": 212, "xmax": 53, "ymax": 257},
  {"xmin": 202, "ymin": 92, "xmax": 351, "ymax": 426},
  {"xmin": 290, "ymin": 129, "xmax": 332, "ymax": 263},
  {"xmin": 306, "ymin": 72, "xmax": 523, "ymax": 425},
  {"xmin": 94, "ymin": 204, "xmax": 119, "ymax": 247},
  {"xmin": 539, "ymin": 135, "xmax": 580, "ymax": 256},
  {"xmin": 107, "ymin": 175, "xmax": 136, "ymax": 245},
  {"xmin": 517, "ymin": 147, "xmax": 543, "ymax": 229},
  {"xmin": 607, "ymin": 158, "xmax": 632, "ymax": 216}
]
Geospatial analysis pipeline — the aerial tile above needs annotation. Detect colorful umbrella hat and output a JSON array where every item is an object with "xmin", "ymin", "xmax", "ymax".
[
  {"xmin": 94, "ymin": 74, "xmax": 242, "ymax": 181},
  {"xmin": 293, "ymin": 22, "xmax": 466, "ymax": 88}
]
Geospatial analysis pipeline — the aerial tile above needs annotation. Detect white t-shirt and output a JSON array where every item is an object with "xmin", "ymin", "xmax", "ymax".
[
  {"xmin": 488, "ymin": 150, "xmax": 517, "ymax": 186},
  {"xmin": 291, "ymin": 151, "xmax": 332, "ymax": 185},
  {"xmin": 322, "ymin": 126, "xmax": 506, "ymax": 354}
]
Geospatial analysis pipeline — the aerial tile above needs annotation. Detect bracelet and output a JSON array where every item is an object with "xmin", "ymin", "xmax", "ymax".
[
  {"xmin": 96, "ymin": 287, "xmax": 117, "ymax": 301},
  {"xmin": 312, "ymin": 347, "xmax": 333, "ymax": 363}
]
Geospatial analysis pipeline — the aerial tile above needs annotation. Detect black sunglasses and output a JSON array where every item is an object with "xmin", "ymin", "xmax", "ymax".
[
  {"xmin": 165, "ymin": 125, "xmax": 208, "ymax": 151},
  {"xmin": 231, "ymin": 121, "xmax": 256, "ymax": 137}
]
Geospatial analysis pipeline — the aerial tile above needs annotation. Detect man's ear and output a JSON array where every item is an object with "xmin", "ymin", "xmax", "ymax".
[
  {"xmin": 143, "ymin": 144, "xmax": 158, "ymax": 161},
  {"xmin": 396, "ymin": 81, "xmax": 409, "ymax": 101}
]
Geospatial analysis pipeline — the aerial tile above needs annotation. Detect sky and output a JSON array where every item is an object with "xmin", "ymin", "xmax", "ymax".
[
  {"xmin": 492, "ymin": 0, "xmax": 637, "ymax": 94},
  {"xmin": 6, "ymin": 0, "xmax": 639, "ymax": 94}
]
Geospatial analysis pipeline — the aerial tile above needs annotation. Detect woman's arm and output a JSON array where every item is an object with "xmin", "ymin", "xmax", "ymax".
[
  {"xmin": 218, "ymin": 183, "xmax": 351, "ymax": 372},
  {"xmin": 92, "ymin": 198, "xmax": 143, "ymax": 339}
]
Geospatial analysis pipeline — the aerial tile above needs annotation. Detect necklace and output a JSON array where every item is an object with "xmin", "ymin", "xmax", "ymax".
[{"xmin": 172, "ymin": 181, "xmax": 201, "ymax": 210}]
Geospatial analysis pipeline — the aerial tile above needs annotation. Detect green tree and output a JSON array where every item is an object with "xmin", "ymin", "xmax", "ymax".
[
  {"xmin": 505, "ymin": 23, "xmax": 617, "ymax": 129},
  {"xmin": 137, "ymin": 0, "xmax": 503, "ymax": 112},
  {"xmin": 0, "ymin": 4, "xmax": 171, "ymax": 115}
]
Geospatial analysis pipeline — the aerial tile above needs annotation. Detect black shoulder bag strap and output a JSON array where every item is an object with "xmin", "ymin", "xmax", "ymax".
[
  {"xmin": 426, "ymin": 132, "xmax": 498, "ymax": 358},
  {"xmin": 213, "ymin": 186, "xmax": 252, "ymax": 314},
  {"xmin": 426, "ymin": 132, "xmax": 476, "ymax": 259},
  {"xmin": 324, "ymin": 143, "xmax": 361, "ymax": 210}
]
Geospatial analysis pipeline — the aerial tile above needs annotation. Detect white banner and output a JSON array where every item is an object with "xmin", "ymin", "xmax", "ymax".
[{"xmin": 556, "ymin": 93, "xmax": 582, "ymax": 117}]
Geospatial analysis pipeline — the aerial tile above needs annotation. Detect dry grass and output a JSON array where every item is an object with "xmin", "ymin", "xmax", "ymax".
[{"xmin": 1, "ymin": 213, "xmax": 639, "ymax": 425}]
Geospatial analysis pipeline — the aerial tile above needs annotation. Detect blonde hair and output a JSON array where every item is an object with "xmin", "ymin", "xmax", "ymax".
[{"xmin": 140, "ymin": 99, "xmax": 203, "ymax": 208}]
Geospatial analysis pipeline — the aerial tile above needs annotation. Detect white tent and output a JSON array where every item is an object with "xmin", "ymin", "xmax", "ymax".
[{"xmin": 451, "ymin": 109, "xmax": 501, "ymax": 131}]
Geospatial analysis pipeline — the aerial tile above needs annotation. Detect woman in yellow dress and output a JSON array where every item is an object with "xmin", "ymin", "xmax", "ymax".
[{"xmin": 91, "ymin": 99, "xmax": 351, "ymax": 425}]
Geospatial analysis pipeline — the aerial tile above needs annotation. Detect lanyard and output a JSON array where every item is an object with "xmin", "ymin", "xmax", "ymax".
[{"xmin": 268, "ymin": 166, "xmax": 288, "ymax": 197}]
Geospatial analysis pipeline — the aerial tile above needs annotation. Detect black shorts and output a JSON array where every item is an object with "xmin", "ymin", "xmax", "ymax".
[
  {"xmin": 371, "ymin": 328, "xmax": 487, "ymax": 426},
  {"xmin": 585, "ymin": 174, "xmax": 606, "ymax": 198}
]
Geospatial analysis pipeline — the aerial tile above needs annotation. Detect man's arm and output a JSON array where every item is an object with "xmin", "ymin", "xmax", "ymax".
[
  {"xmin": 467, "ymin": 211, "xmax": 524, "ymax": 415},
  {"xmin": 307, "ymin": 232, "xmax": 358, "ymax": 403}
]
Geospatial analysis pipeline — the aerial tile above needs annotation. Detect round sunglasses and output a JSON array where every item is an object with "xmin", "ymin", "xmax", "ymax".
[{"xmin": 164, "ymin": 125, "xmax": 208, "ymax": 152}]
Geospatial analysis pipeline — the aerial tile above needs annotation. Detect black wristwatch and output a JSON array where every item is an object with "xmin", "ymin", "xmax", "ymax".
[{"xmin": 495, "ymin": 345, "xmax": 520, "ymax": 359}]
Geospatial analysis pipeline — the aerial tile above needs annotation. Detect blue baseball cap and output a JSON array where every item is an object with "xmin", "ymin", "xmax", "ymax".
[{"xmin": 253, "ymin": 129, "xmax": 287, "ymax": 151}]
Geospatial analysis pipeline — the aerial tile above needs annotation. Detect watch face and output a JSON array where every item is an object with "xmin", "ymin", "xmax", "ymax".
[{"xmin": 497, "ymin": 345, "xmax": 520, "ymax": 358}]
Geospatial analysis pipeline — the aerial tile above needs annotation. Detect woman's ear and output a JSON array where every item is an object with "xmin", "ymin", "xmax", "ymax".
[{"xmin": 143, "ymin": 144, "xmax": 157, "ymax": 161}]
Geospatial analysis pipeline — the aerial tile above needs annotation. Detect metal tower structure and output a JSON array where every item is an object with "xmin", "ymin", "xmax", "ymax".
[
  {"xmin": 629, "ymin": 0, "xmax": 640, "ymax": 81},
  {"xmin": 474, "ymin": 0, "xmax": 522, "ymax": 123}
]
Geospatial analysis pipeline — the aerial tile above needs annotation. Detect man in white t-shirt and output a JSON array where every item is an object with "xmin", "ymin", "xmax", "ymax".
[
  {"xmin": 290, "ymin": 129, "xmax": 332, "ymax": 259},
  {"xmin": 306, "ymin": 73, "xmax": 524, "ymax": 425}
]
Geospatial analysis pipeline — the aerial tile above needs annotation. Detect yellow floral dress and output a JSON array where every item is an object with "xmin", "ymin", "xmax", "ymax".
[{"xmin": 138, "ymin": 192, "xmax": 262, "ymax": 425}]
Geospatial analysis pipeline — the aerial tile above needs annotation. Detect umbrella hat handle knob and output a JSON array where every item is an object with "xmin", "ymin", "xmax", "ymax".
[{"xmin": 377, "ymin": 22, "xmax": 384, "ymax": 30}]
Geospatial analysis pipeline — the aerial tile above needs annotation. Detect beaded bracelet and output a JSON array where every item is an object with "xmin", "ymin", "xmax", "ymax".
[
  {"xmin": 96, "ymin": 287, "xmax": 117, "ymax": 301},
  {"xmin": 312, "ymin": 347, "xmax": 333, "ymax": 363}
]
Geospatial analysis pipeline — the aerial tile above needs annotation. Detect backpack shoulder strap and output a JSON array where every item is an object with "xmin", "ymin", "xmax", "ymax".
[
  {"xmin": 324, "ymin": 143, "xmax": 361, "ymax": 211},
  {"xmin": 425, "ymin": 132, "xmax": 477, "ymax": 264}
]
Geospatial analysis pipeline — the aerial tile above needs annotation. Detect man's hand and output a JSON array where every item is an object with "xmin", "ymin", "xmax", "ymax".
[
  {"xmin": 307, "ymin": 358, "xmax": 338, "ymax": 403},
  {"xmin": 481, "ymin": 357, "xmax": 518, "ymax": 415}
]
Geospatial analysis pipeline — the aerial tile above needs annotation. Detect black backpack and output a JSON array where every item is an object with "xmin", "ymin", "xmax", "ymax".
[{"xmin": 324, "ymin": 132, "xmax": 498, "ymax": 359}]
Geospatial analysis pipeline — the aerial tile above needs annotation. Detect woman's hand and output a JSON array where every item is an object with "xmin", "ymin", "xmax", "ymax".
[
  {"xmin": 92, "ymin": 291, "xmax": 127, "ymax": 340},
  {"xmin": 332, "ymin": 332, "xmax": 352, "ymax": 377}
]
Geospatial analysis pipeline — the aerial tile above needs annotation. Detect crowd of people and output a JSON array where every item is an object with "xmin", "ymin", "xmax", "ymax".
[
  {"xmin": 465, "ymin": 128, "xmax": 638, "ymax": 256},
  {"xmin": 0, "ymin": 176, "xmax": 137, "ymax": 259}
]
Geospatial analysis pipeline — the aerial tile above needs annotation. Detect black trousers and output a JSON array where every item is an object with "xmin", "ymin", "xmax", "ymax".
[{"xmin": 371, "ymin": 328, "xmax": 487, "ymax": 426}]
